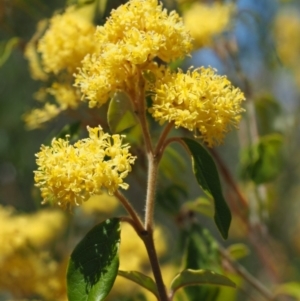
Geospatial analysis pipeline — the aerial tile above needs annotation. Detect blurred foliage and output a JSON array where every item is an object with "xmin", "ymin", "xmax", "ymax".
[{"xmin": 2, "ymin": 0, "xmax": 300, "ymax": 300}]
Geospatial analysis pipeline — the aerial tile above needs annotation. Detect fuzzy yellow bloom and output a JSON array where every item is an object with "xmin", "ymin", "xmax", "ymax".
[
  {"xmin": 148, "ymin": 66, "xmax": 245, "ymax": 147},
  {"xmin": 24, "ymin": 20, "xmax": 49, "ymax": 81},
  {"xmin": 75, "ymin": 0, "xmax": 193, "ymax": 107},
  {"xmin": 38, "ymin": 7, "xmax": 96, "ymax": 74},
  {"xmin": 0, "ymin": 206, "xmax": 67, "ymax": 300},
  {"xmin": 80, "ymin": 193, "xmax": 119, "ymax": 215},
  {"xmin": 0, "ymin": 206, "xmax": 66, "ymax": 260},
  {"xmin": 274, "ymin": 11, "xmax": 300, "ymax": 67},
  {"xmin": 183, "ymin": 3, "xmax": 234, "ymax": 49},
  {"xmin": 23, "ymin": 83, "xmax": 80, "ymax": 129},
  {"xmin": 34, "ymin": 126, "xmax": 136, "ymax": 209},
  {"xmin": 47, "ymin": 82, "xmax": 80, "ymax": 109},
  {"xmin": 96, "ymin": 0, "xmax": 192, "ymax": 62},
  {"xmin": 23, "ymin": 103, "xmax": 61, "ymax": 130},
  {"xmin": 0, "ymin": 250, "xmax": 66, "ymax": 300}
]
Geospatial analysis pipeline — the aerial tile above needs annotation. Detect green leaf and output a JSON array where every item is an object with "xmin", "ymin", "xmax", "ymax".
[
  {"xmin": 156, "ymin": 183, "xmax": 188, "ymax": 215},
  {"xmin": 118, "ymin": 270, "xmax": 159, "ymax": 298},
  {"xmin": 0, "ymin": 38, "xmax": 19, "ymax": 67},
  {"xmin": 57, "ymin": 121, "xmax": 81, "ymax": 140},
  {"xmin": 168, "ymin": 58, "xmax": 184, "ymax": 71},
  {"xmin": 182, "ymin": 224, "xmax": 221, "ymax": 301},
  {"xmin": 255, "ymin": 94, "xmax": 281, "ymax": 135},
  {"xmin": 170, "ymin": 269, "xmax": 236, "ymax": 296},
  {"xmin": 107, "ymin": 91, "xmax": 138, "ymax": 133},
  {"xmin": 67, "ymin": 218, "xmax": 121, "ymax": 301},
  {"xmin": 226, "ymin": 244, "xmax": 250, "ymax": 261},
  {"xmin": 142, "ymin": 70, "xmax": 156, "ymax": 84},
  {"xmin": 183, "ymin": 197, "xmax": 214, "ymax": 218},
  {"xmin": 160, "ymin": 145, "xmax": 186, "ymax": 181},
  {"xmin": 239, "ymin": 134, "xmax": 283, "ymax": 184},
  {"xmin": 181, "ymin": 138, "xmax": 231, "ymax": 239},
  {"xmin": 275, "ymin": 282, "xmax": 300, "ymax": 299}
]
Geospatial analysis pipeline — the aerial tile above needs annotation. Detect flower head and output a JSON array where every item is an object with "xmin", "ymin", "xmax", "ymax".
[
  {"xmin": 24, "ymin": 20, "xmax": 49, "ymax": 81},
  {"xmin": 274, "ymin": 11, "xmax": 300, "ymax": 67},
  {"xmin": 183, "ymin": 3, "xmax": 234, "ymax": 49},
  {"xmin": 148, "ymin": 66, "xmax": 245, "ymax": 147},
  {"xmin": 23, "ymin": 103, "xmax": 61, "ymax": 130},
  {"xmin": 34, "ymin": 126, "xmax": 136, "ymax": 209},
  {"xmin": 0, "ymin": 206, "xmax": 67, "ymax": 300},
  {"xmin": 96, "ymin": 0, "xmax": 192, "ymax": 63},
  {"xmin": 75, "ymin": 0, "xmax": 193, "ymax": 107},
  {"xmin": 47, "ymin": 82, "xmax": 80, "ymax": 109},
  {"xmin": 38, "ymin": 7, "xmax": 96, "ymax": 74}
]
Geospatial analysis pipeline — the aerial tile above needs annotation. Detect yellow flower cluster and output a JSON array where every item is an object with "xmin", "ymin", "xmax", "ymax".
[
  {"xmin": 274, "ymin": 11, "xmax": 300, "ymax": 88},
  {"xmin": 75, "ymin": 0, "xmax": 193, "ymax": 107},
  {"xmin": 38, "ymin": 7, "xmax": 96, "ymax": 74},
  {"xmin": 24, "ymin": 20, "xmax": 49, "ymax": 81},
  {"xmin": 148, "ymin": 66, "xmax": 245, "ymax": 147},
  {"xmin": 0, "ymin": 206, "xmax": 66, "ymax": 259},
  {"xmin": 24, "ymin": 7, "xmax": 96, "ymax": 129},
  {"xmin": 23, "ymin": 83, "xmax": 81, "ymax": 130},
  {"xmin": 0, "ymin": 206, "xmax": 67, "ymax": 300},
  {"xmin": 23, "ymin": 103, "xmax": 61, "ymax": 130},
  {"xmin": 47, "ymin": 82, "xmax": 80, "ymax": 109},
  {"xmin": 80, "ymin": 193, "xmax": 119, "ymax": 215},
  {"xmin": 274, "ymin": 11, "xmax": 300, "ymax": 67},
  {"xmin": 183, "ymin": 3, "xmax": 234, "ymax": 49},
  {"xmin": 34, "ymin": 126, "xmax": 136, "ymax": 209}
]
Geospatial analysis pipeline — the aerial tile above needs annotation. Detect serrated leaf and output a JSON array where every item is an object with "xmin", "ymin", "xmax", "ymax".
[
  {"xmin": 107, "ymin": 91, "xmax": 138, "ymax": 133},
  {"xmin": 118, "ymin": 270, "xmax": 159, "ymax": 298},
  {"xmin": 67, "ymin": 218, "xmax": 121, "ymax": 301},
  {"xmin": 226, "ymin": 244, "xmax": 250, "ymax": 260},
  {"xmin": 181, "ymin": 138, "xmax": 231, "ymax": 239},
  {"xmin": 170, "ymin": 269, "xmax": 236, "ymax": 296}
]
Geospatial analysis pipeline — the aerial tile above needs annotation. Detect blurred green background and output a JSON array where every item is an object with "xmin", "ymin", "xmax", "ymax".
[{"xmin": 2, "ymin": 0, "xmax": 300, "ymax": 300}]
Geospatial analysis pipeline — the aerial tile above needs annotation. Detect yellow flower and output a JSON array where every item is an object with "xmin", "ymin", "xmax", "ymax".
[
  {"xmin": 80, "ymin": 193, "xmax": 119, "ymax": 215},
  {"xmin": 96, "ymin": 0, "xmax": 192, "ymax": 62},
  {"xmin": 75, "ymin": 45, "xmax": 132, "ymax": 108},
  {"xmin": 23, "ymin": 83, "xmax": 80, "ymax": 129},
  {"xmin": 274, "ymin": 11, "xmax": 300, "ymax": 67},
  {"xmin": 47, "ymin": 82, "xmax": 80, "ymax": 109},
  {"xmin": 23, "ymin": 103, "xmax": 61, "ymax": 130},
  {"xmin": 24, "ymin": 20, "xmax": 49, "ymax": 81},
  {"xmin": 75, "ymin": 0, "xmax": 193, "ymax": 107},
  {"xmin": 38, "ymin": 7, "xmax": 96, "ymax": 74},
  {"xmin": 0, "ymin": 250, "xmax": 66, "ymax": 300},
  {"xmin": 0, "ymin": 206, "xmax": 66, "ymax": 259},
  {"xmin": 148, "ymin": 66, "xmax": 245, "ymax": 147},
  {"xmin": 0, "ymin": 206, "xmax": 67, "ymax": 300},
  {"xmin": 183, "ymin": 3, "xmax": 234, "ymax": 49},
  {"xmin": 34, "ymin": 126, "xmax": 136, "ymax": 209}
]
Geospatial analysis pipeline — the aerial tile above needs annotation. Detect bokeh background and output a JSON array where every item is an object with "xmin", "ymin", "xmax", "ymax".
[{"xmin": 1, "ymin": 0, "xmax": 300, "ymax": 300}]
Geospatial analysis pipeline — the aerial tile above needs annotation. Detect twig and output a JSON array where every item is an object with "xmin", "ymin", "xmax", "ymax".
[
  {"xmin": 140, "ymin": 229, "xmax": 169, "ymax": 301},
  {"xmin": 144, "ymin": 153, "xmax": 159, "ymax": 230},
  {"xmin": 114, "ymin": 190, "xmax": 145, "ymax": 233},
  {"xmin": 219, "ymin": 245, "xmax": 275, "ymax": 301}
]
